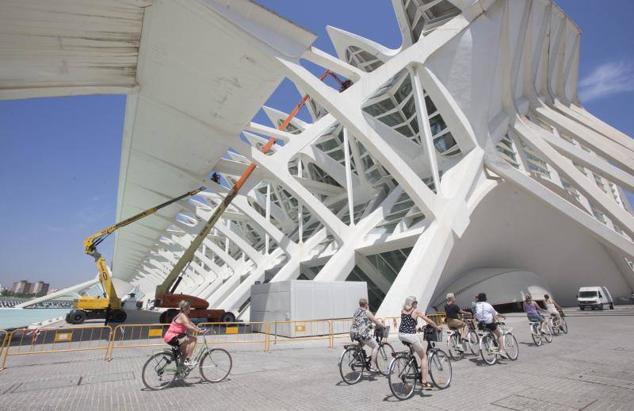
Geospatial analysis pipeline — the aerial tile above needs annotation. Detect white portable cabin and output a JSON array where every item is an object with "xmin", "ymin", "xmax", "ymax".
[{"xmin": 250, "ymin": 280, "xmax": 367, "ymax": 337}]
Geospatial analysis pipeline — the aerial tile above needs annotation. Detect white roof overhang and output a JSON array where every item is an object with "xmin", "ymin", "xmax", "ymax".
[{"xmin": 0, "ymin": 0, "xmax": 316, "ymax": 281}]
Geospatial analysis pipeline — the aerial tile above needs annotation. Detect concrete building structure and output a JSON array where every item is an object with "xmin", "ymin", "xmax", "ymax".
[
  {"xmin": 10, "ymin": 281, "xmax": 32, "ymax": 295},
  {"xmin": 31, "ymin": 282, "xmax": 50, "ymax": 296},
  {"xmin": 2, "ymin": 0, "xmax": 633, "ymax": 317}
]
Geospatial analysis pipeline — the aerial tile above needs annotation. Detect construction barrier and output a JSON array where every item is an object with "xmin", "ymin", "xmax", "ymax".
[
  {"xmin": 0, "ymin": 330, "xmax": 8, "ymax": 371},
  {"xmin": 270, "ymin": 319, "xmax": 334, "ymax": 349},
  {"xmin": 0, "ymin": 311, "xmax": 449, "ymax": 371},
  {"xmin": 1, "ymin": 325, "xmax": 113, "ymax": 370},
  {"xmin": 106, "ymin": 321, "xmax": 271, "ymax": 359},
  {"xmin": 197, "ymin": 321, "xmax": 270, "ymax": 352},
  {"xmin": 105, "ymin": 323, "xmax": 171, "ymax": 360}
]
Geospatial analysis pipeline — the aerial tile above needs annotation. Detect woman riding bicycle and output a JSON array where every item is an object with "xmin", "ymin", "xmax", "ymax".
[
  {"xmin": 398, "ymin": 296, "xmax": 441, "ymax": 390},
  {"xmin": 523, "ymin": 295, "xmax": 546, "ymax": 326},
  {"xmin": 163, "ymin": 300, "xmax": 204, "ymax": 366},
  {"xmin": 543, "ymin": 294, "xmax": 563, "ymax": 321},
  {"xmin": 350, "ymin": 298, "xmax": 384, "ymax": 372},
  {"xmin": 445, "ymin": 293, "xmax": 470, "ymax": 348}
]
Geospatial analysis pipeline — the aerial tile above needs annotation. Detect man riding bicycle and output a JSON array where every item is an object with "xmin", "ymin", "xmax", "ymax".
[
  {"xmin": 350, "ymin": 298, "xmax": 384, "ymax": 372},
  {"xmin": 474, "ymin": 293, "xmax": 507, "ymax": 358}
]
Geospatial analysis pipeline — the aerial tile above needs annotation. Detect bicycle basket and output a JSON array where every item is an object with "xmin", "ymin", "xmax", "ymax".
[
  {"xmin": 423, "ymin": 326, "xmax": 443, "ymax": 342},
  {"xmin": 374, "ymin": 325, "xmax": 390, "ymax": 338}
]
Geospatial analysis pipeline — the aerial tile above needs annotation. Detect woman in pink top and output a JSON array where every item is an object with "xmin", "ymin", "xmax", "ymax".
[{"xmin": 163, "ymin": 300, "xmax": 203, "ymax": 365}]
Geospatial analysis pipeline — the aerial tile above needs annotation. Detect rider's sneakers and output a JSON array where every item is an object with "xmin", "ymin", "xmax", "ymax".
[
  {"xmin": 369, "ymin": 367, "xmax": 381, "ymax": 373},
  {"xmin": 184, "ymin": 359, "xmax": 197, "ymax": 368},
  {"xmin": 498, "ymin": 351, "xmax": 508, "ymax": 359}
]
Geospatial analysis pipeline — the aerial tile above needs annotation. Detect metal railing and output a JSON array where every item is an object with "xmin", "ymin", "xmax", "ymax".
[
  {"xmin": 1, "ymin": 325, "xmax": 113, "ymax": 370},
  {"xmin": 0, "ymin": 330, "xmax": 8, "ymax": 371},
  {"xmin": 269, "ymin": 319, "xmax": 334, "ymax": 349},
  {"xmin": 105, "ymin": 323, "xmax": 170, "ymax": 360},
  {"xmin": 0, "ymin": 311, "xmax": 449, "ymax": 371}
]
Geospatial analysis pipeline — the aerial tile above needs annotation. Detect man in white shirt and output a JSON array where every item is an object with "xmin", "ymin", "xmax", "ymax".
[{"xmin": 474, "ymin": 293, "xmax": 507, "ymax": 358}]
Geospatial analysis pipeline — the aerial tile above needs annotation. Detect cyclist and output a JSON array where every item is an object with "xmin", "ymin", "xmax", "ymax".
[
  {"xmin": 163, "ymin": 300, "xmax": 204, "ymax": 367},
  {"xmin": 523, "ymin": 294, "xmax": 546, "ymax": 331},
  {"xmin": 350, "ymin": 298, "xmax": 384, "ymax": 372},
  {"xmin": 474, "ymin": 293, "xmax": 507, "ymax": 358},
  {"xmin": 398, "ymin": 296, "xmax": 441, "ymax": 389},
  {"xmin": 544, "ymin": 294, "xmax": 563, "ymax": 321},
  {"xmin": 444, "ymin": 293, "xmax": 470, "ymax": 350}
]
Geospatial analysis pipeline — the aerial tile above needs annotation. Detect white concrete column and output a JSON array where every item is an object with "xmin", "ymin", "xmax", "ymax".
[{"xmin": 343, "ymin": 128, "xmax": 355, "ymax": 226}]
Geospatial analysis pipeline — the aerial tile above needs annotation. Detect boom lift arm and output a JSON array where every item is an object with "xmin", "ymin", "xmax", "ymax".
[
  {"xmin": 66, "ymin": 187, "xmax": 205, "ymax": 324},
  {"xmin": 154, "ymin": 70, "xmax": 348, "ymax": 314}
]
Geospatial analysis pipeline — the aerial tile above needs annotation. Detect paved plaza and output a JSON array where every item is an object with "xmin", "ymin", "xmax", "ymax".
[{"xmin": 1, "ymin": 309, "xmax": 634, "ymax": 410}]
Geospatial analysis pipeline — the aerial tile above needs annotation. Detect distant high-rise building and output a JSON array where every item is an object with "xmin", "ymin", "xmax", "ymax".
[
  {"xmin": 31, "ymin": 281, "xmax": 50, "ymax": 295},
  {"xmin": 11, "ymin": 280, "xmax": 32, "ymax": 295}
]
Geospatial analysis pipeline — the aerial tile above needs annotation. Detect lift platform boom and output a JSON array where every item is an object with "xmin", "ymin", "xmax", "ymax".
[
  {"xmin": 65, "ymin": 187, "xmax": 205, "ymax": 324},
  {"xmin": 153, "ymin": 70, "xmax": 348, "ymax": 323}
]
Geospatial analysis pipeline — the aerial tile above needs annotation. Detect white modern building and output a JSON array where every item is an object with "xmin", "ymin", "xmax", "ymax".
[{"xmin": 2, "ymin": 0, "xmax": 633, "ymax": 317}]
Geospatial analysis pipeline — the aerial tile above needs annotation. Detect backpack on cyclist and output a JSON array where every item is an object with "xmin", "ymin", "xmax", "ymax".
[{"xmin": 349, "ymin": 308, "xmax": 370, "ymax": 342}]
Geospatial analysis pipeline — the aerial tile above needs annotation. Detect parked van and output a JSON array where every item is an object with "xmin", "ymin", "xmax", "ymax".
[{"xmin": 577, "ymin": 286, "xmax": 614, "ymax": 310}]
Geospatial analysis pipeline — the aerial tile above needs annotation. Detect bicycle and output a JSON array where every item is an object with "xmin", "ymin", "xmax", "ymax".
[
  {"xmin": 142, "ymin": 328, "xmax": 232, "ymax": 390},
  {"xmin": 446, "ymin": 327, "xmax": 466, "ymax": 361},
  {"xmin": 529, "ymin": 318, "xmax": 553, "ymax": 346},
  {"xmin": 339, "ymin": 325, "xmax": 395, "ymax": 384},
  {"xmin": 464, "ymin": 318, "xmax": 480, "ymax": 356},
  {"xmin": 549, "ymin": 313, "xmax": 568, "ymax": 335},
  {"xmin": 479, "ymin": 321, "xmax": 519, "ymax": 365},
  {"xmin": 388, "ymin": 326, "xmax": 452, "ymax": 400}
]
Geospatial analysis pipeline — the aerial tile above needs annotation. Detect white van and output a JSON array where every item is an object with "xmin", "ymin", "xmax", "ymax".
[{"xmin": 577, "ymin": 286, "xmax": 614, "ymax": 310}]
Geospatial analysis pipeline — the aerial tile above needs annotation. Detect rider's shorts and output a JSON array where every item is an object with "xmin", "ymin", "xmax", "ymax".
[
  {"xmin": 167, "ymin": 333, "xmax": 188, "ymax": 347},
  {"xmin": 447, "ymin": 318, "xmax": 465, "ymax": 330},
  {"xmin": 398, "ymin": 333, "xmax": 424, "ymax": 351},
  {"xmin": 478, "ymin": 322, "xmax": 498, "ymax": 332},
  {"xmin": 527, "ymin": 313, "xmax": 543, "ymax": 323},
  {"xmin": 359, "ymin": 336, "xmax": 378, "ymax": 350}
]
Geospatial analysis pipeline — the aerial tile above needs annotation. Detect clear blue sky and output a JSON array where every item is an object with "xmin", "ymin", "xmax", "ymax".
[{"xmin": 0, "ymin": 0, "xmax": 632, "ymax": 289}]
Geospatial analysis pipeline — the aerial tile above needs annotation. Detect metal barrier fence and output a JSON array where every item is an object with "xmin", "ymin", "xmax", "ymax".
[
  {"xmin": 270, "ymin": 319, "xmax": 334, "ymax": 349},
  {"xmin": 197, "ymin": 321, "xmax": 270, "ymax": 352},
  {"xmin": 0, "ymin": 330, "xmax": 8, "ymax": 371},
  {"xmin": 106, "ymin": 321, "xmax": 271, "ymax": 360},
  {"xmin": 0, "ymin": 312, "xmax": 449, "ymax": 371},
  {"xmin": 1, "ymin": 325, "xmax": 112, "ymax": 370},
  {"xmin": 105, "ymin": 323, "xmax": 170, "ymax": 360}
]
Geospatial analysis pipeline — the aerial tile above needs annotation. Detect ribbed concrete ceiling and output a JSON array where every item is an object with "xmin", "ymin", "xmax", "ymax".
[{"xmin": 0, "ymin": 0, "xmax": 316, "ymax": 281}]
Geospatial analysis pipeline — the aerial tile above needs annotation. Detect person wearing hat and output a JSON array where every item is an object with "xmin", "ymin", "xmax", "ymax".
[{"xmin": 398, "ymin": 296, "xmax": 441, "ymax": 389}]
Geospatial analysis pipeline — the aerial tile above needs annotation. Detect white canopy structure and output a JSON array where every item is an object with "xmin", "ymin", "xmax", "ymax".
[{"xmin": 3, "ymin": 0, "xmax": 634, "ymax": 317}]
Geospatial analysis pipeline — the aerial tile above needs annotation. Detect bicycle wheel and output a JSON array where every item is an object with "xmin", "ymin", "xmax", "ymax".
[
  {"xmin": 388, "ymin": 355, "xmax": 417, "ymax": 400},
  {"xmin": 447, "ymin": 334, "xmax": 464, "ymax": 361},
  {"xmin": 199, "ymin": 348, "xmax": 232, "ymax": 383},
  {"xmin": 480, "ymin": 334, "xmax": 497, "ymax": 365},
  {"xmin": 560, "ymin": 318, "xmax": 568, "ymax": 334},
  {"xmin": 376, "ymin": 342, "xmax": 395, "ymax": 376},
  {"xmin": 551, "ymin": 320, "xmax": 560, "ymax": 336},
  {"xmin": 543, "ymin": 325, "xmax": 553, "ymax": 343},
  {"xmin": 339, "ymin": 347, "xmax": 363, "ymax": 385},
  {"xmin": 142, "ymin": 351, "xmax": 178, "ymax": 390},
  {"xmin": 466, "ymin": 330, "xmax": 479, "ymax": 355},
  {"xmin": 503, "ymin": 333, "xmax": 519, "ymax": 360},
  {"xmin": 531, "ymin": 325, "xmax": 542, "ymax": 346},
  {"xmin": 428, "ymin": 349, "xmax": 452, "ymax": 389}
]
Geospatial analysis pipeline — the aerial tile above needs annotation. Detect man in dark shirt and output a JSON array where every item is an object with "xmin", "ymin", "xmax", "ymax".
[{"xmin": 445, "ymin": 293, "xmax": 470, "ymax": 343}]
